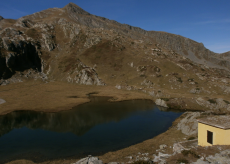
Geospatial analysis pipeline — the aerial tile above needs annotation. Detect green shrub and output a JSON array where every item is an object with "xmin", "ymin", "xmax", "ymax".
[
  {"xmin": 208, "ymin": 99, "xmax": 216, "ymax": 104},
  {"xmin": 176, "ymin": 77, "xmax": 183, "ymax": 83},
  {"xmin": 188, "ymin": 137, "xmax": 195, "ymax": 140},
  {"xmin": 181, "ymin": 150, "xmax": 200, "ymax": 158},
  {"xmin": 133, "ymin": 161, "xmax": 150, "ymax": 164},
  {"xmin": 188, "ymin": 78, "xmax": 194, "ymax": 81},
  {"xmin": 161, "ymin": 98, "xmax": 170, "ymax": 101},
  {"xmin": 223, "ymin": 100, "xmax": 230, "ymax": 104},
  {"xmin": 140, "ymin": 74, "xmax": 146, "ymax": 78},
  {"xmin": 177, "ymin": 158, "xmax": 188, "ymax": 164}
]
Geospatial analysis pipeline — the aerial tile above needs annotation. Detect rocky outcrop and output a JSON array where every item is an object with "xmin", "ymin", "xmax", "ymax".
[
  {"xmin": 196, "ymin": 97, "xmax": 230, "ymax": 111},
  {"xmin": 66, "ymin": 59, "xmax": 105, "ymax": 85},
  {"xmin": 205, "ymin": 150, "xmax": 230, "ymax": 164},
  {"xmin": 14, "ymin": 18, "xmax": 34, "ymax": 28},
  {"xmin": 190, "ymin": 88, "xmax": 201, "ymax": 94},
  {"xmin": 192, "ymin": 149, "xmax": 230, "ymax": 164},
  {"xmin": 153, "ymin": 152, "xmax": 171, "ymax": 163},
  {"xmin": 173, "ymin": 142, "xmax": 185, "ymax": 154},
  {"xmin": 0, "ymin": 16, "xmax": 3, "ymax": 21},
  {"xmin": 42, "ymin": 33, "xmax": 55, "ymax": 51},
  {"xmin": 62, "ymin": 3, "xmax": 230, "ymax": 71},
  {"xmin": 192, "ymin": 159, "xmax": 209, "ymax": 164},
  {"xmin": 57, "ymin": 18, "xmax": 80, "ymax": 39},
  {"xmin": 177, "ymin": 112, "xmax": 200, "ymax": 135},
  {"xmin": 155, "ymin": 99, "xmax": 168, "ymax": 108},
  {"xmin": 72, "ymin": 156, "xmax": 103, "ymax": 164},
  {"xmin": 84, "ymin": 36, "xmax": 101, "ymax": 48},
  {"xmin": 0, "ymin": 27, "xmax": 47, "ymax": 84},
  {"xmin": 0, "ymin": 28, "xmax": 42, "ymax": 79}
]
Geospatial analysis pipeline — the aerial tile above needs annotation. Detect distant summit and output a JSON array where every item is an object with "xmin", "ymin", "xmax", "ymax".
[
  {"xmin": 63, "ymin": 2, "xmax": 90, "ymax": 15},
  {"xmin": 0, "ymin": 16, "xmax": 4, "ymax": 21}
]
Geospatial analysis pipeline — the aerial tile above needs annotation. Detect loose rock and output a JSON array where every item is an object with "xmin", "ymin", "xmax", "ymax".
[
  {"xmin": 72, "ymin": 156, "xmax": 103, "ymax": 164},
  {"xmin": 0, "ymin": 99, "xmax": 6, "ymax": 105}
]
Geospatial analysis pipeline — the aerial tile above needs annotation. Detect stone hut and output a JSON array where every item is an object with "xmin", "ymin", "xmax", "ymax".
[{"xmin": 197, "ymin": 116, "xmax": 230, "ymax": 146}]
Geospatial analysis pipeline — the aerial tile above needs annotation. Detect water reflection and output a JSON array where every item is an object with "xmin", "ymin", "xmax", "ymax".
[
  {"xmin": 0, "ymin": 97, "xmax": 157, "ymax": 136},
  {"xmin": 0, "ymin": 97, "xmax": 183, "ymax": 163}
]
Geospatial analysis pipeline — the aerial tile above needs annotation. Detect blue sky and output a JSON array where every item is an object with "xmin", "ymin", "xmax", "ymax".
[{"xmin": 0, "ymin": 0, "xmax": 229, "ymax": 53}]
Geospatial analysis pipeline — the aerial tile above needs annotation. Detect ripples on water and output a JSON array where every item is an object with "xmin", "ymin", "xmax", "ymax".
[{"xmin": 0, "ymin": 97, "xmax": 183, "ymax": 163}]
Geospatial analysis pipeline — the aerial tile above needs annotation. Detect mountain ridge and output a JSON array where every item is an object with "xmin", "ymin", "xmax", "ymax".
[
  {"xmin": 18, "ymin": 2, "xmax": 230, "ymax": 71},
  {"xmin": 0, "ymin": 2, "xmax": 230, "ymax": 112},
  {"xmin": 1, "ymin": 3, "xmax": 230, "ymax": 163}
]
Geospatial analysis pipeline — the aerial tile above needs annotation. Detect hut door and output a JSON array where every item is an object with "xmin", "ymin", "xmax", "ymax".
[{"xmin": 207, "ymin": 130, "xmax": 213, "ymax": 144}]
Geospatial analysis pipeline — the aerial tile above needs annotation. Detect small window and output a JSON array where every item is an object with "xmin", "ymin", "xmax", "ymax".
[{"xmin": 207, "ymin": 130, "xmax": 213, "ymax": 144}]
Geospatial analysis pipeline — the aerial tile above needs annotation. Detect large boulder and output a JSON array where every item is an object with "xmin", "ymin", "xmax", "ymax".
[
  {"xmin": 0, "ymin": 99, "xmax": 6, "ymax": 105},
  {"xmin": 155, "ymin": 99, "xmax": 168, "ymax": 108},
  {"xmin": 177, "ymin": 112, "xmax": 200, "ymax": 135}
]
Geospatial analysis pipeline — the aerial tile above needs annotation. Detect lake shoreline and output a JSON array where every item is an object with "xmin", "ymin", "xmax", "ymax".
[
  {"xmin": 0, "ymin": 81, "xmax": 154, "ymax": 116},
  {"xmin": 0, "ymin": 93, "xmax": 183, "ymax": 163},
  {"xmin": 0, "ymin": 81, "xmax": 214, "ymax": 164},
  {"xmin": 0, "ymin": 81, "xmax": 205, "ymax": 117},
  {"xmin": 5, "ymin": 112, "xmax": 188, "ymax": 164}
]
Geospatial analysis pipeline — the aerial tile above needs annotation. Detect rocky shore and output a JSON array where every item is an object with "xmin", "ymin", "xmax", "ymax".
[
  {"xmin": 70, "ymin": 112, "xmax": 230, "ymax": 164},
  {"xmin": 3, "ymin": 104, "xmax": 230, "ymax": 164}
]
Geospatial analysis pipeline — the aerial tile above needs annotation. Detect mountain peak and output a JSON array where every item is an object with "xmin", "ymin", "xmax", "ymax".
[{"xmin": 63, "ymin": 2, "xmax": 90, "ymax": 15}]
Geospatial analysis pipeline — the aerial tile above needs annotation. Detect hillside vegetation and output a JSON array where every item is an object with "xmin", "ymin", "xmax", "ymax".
[{"xmin": 0, "ymin": 2, "xmax": 230, "ymax": 112}]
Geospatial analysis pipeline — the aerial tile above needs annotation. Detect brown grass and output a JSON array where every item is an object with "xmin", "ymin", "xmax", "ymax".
[{"xmin": 0, "ymin": 81, "xmax": 153, "ymax": 115}]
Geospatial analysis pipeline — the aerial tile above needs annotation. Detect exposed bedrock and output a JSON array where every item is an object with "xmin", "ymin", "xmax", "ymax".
[
  {"xmin": 63, "ymin": 2, "xmax": 230, "ymax": 71},
  {"xmin": 0, "ymin": 27, "xmax": 42, "ymax": 81},
  {"xmin": 0, "ymin": 35, "xmax": 42, "ymax": 79}
]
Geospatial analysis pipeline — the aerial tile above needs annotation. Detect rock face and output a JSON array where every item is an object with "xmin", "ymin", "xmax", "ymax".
[
  {"xmin": 177, "ymin": 112, "xmax": 200, "ymax": 135},
  {"xmin": 0, "ymin": 28, "xmax": 42, "ymax": 79},
  {"xmin": 66, "ymin": 59, "xmax": 105, "ymax": 85},
  {"xmin": 0, "ymin": 16, "xmax": 3, "ymax": 21}
]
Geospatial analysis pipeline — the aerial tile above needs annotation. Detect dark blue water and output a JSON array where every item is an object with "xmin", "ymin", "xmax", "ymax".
[{"xmin": 0, "ymin": 97, "xmax": 183, "ymax": 163}]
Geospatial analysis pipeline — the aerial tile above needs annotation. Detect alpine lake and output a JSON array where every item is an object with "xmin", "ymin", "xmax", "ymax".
[{"xmin": 0, "ymin": 96, "xmax": 183, "ymax": 163}]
